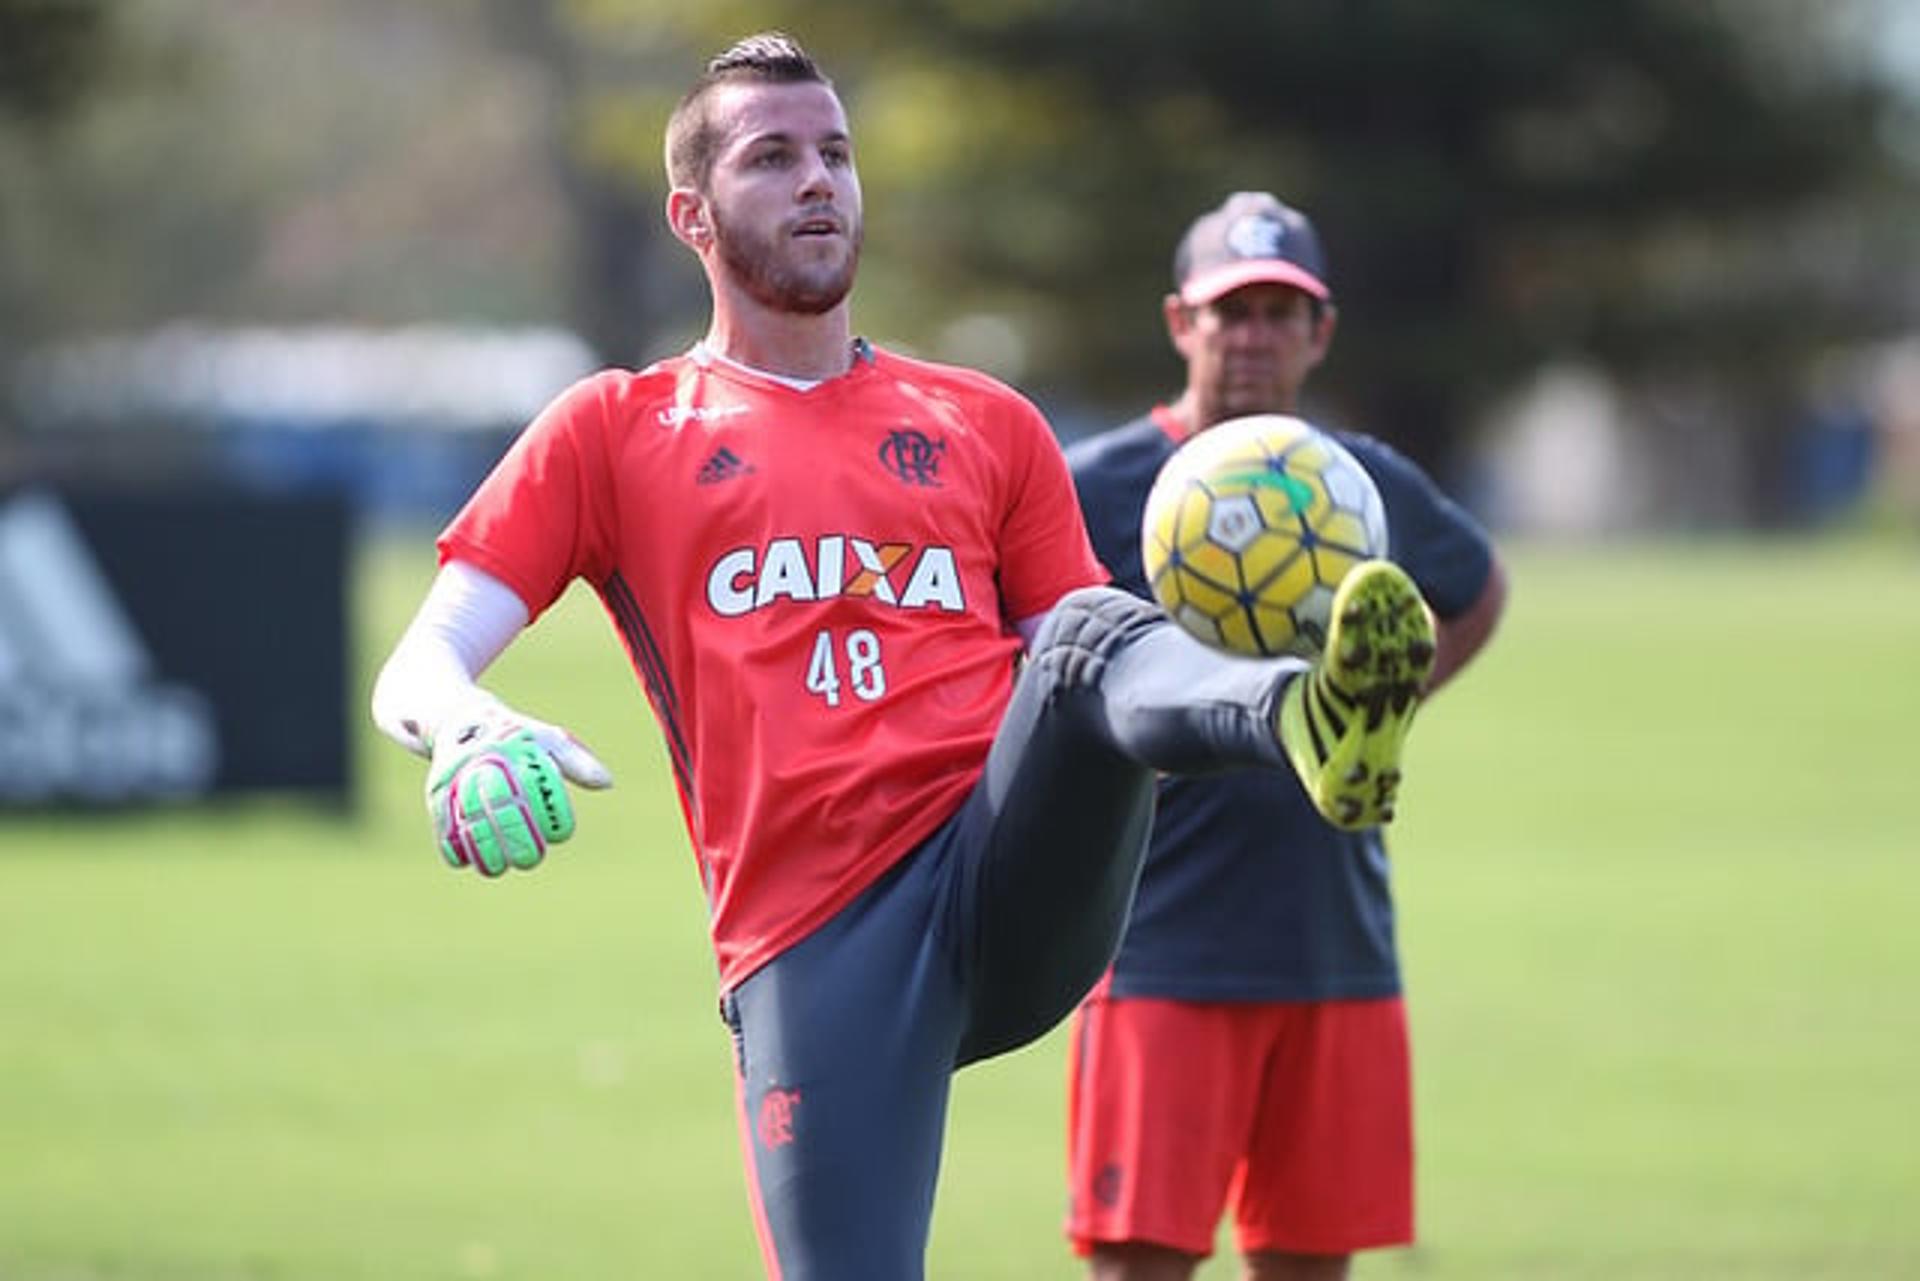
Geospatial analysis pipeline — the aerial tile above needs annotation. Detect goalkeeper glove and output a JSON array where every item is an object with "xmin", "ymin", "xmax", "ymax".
[{"xmin": 425, "ymin": 694, "xmax": 612, "ymax": 878}]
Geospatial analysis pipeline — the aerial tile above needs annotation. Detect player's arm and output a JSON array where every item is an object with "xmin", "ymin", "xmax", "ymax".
[
  {"xmin": 1426, "ymin": 550, "xmax": 1507, "ymax": 696},
  {"xmin": 371, "ymin": 560, "xmax": 611, "ymax": 877},
  {"xmin": 993, "ymin": 397, "xmax": 1110, "ymax": 634}
]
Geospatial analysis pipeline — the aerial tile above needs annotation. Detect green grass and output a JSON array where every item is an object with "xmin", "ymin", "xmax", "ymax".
[{"xmin": 3, "ymin": 535, "xmax": 1916, "ymax": 1279}]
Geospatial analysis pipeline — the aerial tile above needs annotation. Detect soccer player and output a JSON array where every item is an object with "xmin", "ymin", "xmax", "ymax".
[
  {"xmin": 370, "ymin": 40, "xmax": 1437, "ymax": 1281},
  {"xmin": 1062, "ymin": 192, "xmax": 1508, "ymax": 1281}
]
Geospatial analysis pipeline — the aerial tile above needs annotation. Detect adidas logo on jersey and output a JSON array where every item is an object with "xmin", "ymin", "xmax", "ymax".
[{"xmin": 696, "ymin": 447, "xmax": 753, "ymax": 485}]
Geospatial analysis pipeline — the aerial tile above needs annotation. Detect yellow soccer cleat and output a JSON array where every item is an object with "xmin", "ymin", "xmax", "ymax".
[{"xmin": 1276, "ymin": 560, "xmax": 1437, "ymax": 829}]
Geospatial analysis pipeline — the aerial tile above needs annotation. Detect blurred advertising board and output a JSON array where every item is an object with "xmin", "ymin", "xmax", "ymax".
[{"xmin": 0, "ymin": 485, "xmax": 349, "ymax": 807}]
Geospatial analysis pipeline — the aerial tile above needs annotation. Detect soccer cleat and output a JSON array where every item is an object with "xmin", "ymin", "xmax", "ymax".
[{"xmin": 1276, "ymin": 560, "xmax": 1437, "ymax": 830}]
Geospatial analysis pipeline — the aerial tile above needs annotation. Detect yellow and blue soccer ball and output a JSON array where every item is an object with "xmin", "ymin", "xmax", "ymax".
[{"xmin": 1142, "ymin": 414, "xmax": 1388, "ymax": 658}]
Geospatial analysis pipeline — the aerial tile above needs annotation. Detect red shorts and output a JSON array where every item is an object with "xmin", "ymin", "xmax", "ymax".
[{"xmin": 1065, "ymin": 993, "xmax": 1413, "ymax": 1259}]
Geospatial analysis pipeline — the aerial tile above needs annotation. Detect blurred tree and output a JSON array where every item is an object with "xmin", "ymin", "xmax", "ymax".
[
  {"xmin": 3, "ymin": 1, "xmax": 1912, "ymax": 520},
  {"xmin": 908, "ymin": 0, "xmax": 1912, "ymax": 495},
  {"xmin": 0, "ymin": 0, "xmax": 109, "ymax": 122},
  {"xmin": 483, "ymin": 0, "xmax": 690, "ymax": 367},
  {"xmin": 0, "ymin": 0, "xmax": 110, "ymax": 376},
  {"xmin": 1, "ymin": 2, "xmax": 572, "ymax": 355},
  {"xmin": 518, "ymin": 0, "xmax": 1915, "ymax": 513}
]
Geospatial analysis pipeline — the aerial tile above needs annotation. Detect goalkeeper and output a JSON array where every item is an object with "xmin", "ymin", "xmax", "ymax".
[{"xmin": 371, "ymin": 33, "xmax": 1436, "ymax": 1281}]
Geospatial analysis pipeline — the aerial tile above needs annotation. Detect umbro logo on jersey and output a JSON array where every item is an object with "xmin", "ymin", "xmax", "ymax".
[
  {"xmin": 658, "ymin": 403, "xmax": 750, "ymax": 428},
  {"xmin": 696, "ymin": 447, "xmax": 753, "ymax": 485}
]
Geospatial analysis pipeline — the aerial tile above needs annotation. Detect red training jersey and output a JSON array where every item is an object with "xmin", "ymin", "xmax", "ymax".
[{"xmin": 439, "ymin": 344, "xmax": 1105, "ymax": 988}]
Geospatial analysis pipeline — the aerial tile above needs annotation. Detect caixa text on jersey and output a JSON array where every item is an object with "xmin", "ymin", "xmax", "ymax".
[{"xmin": 706, "ymin": 537, "xmax": 965, "ymax": 617}]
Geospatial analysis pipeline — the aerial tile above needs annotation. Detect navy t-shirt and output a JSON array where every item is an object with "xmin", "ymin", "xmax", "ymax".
[{"xmin": 1067, "ymin": 409, "xmax": 1495, "ymax": 1001}]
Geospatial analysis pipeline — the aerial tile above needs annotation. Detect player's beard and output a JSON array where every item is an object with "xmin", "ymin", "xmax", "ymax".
[{"xmin": 712, "ymin": 205, "xmax": 861, "ymax": 316}]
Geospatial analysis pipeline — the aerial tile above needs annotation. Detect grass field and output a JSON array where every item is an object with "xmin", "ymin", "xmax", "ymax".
[{"xmin": 3, "ymin": 535, "xmax": 1917, "ymax": 1279}]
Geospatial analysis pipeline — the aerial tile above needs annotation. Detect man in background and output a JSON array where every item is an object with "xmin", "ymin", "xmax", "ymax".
[{"xmin": 1064, "ymin": 192, "xmax": 1508, "ymax": 1281}]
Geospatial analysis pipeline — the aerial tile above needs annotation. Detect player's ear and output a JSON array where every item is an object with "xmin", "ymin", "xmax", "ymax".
[
  {"xmin": 1164, "ymin": 292, "xmax": 1198, "ymax": 353},
  {"xmin": 1311, "ymin": 301, "xmax": 1339, "ymax": 358},
  {"xmin": 667, "ymin": 188, "xmax": 713, "ymax": 251}
]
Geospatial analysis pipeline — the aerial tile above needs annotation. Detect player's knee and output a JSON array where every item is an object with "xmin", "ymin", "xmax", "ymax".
[
  {"xmin": 1035, "ymin": 586, "xmax": 1165, "ymax": 653},
  {"xmin": 1030, "ymin": 587, "xmax": 1165, "ymax": 691}
]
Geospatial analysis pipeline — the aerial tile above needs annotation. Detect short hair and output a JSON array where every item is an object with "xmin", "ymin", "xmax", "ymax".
[{"xmin": 664, "ymin": 32, "xmax": 831, "ymax": 191}]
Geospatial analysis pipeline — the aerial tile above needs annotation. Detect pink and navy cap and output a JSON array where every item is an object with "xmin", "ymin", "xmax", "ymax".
[{"xmin": 1173, "ymin": 191, "xmax": 1330, "ymax": 306}]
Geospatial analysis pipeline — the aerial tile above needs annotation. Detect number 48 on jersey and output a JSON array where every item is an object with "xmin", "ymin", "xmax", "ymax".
[{"xmin": 806, "ymin": 628, "xmax": 886, "ymax": 706}]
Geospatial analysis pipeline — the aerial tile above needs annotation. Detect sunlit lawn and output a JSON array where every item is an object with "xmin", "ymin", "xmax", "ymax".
[{"xmin": 3, "ymin": 536, "xmax": 1915, "ymax": 1279}]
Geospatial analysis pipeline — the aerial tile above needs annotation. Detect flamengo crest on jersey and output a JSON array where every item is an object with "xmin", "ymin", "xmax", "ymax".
[{"xmin": 707, "ymin": 536, "xmax": 964, "ymax": 617}]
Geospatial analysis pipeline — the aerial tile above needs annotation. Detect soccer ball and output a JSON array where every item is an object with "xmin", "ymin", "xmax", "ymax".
[{"xmin": 1141, "ymin": 414, "xmax": 1388, "ymax": 658}]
